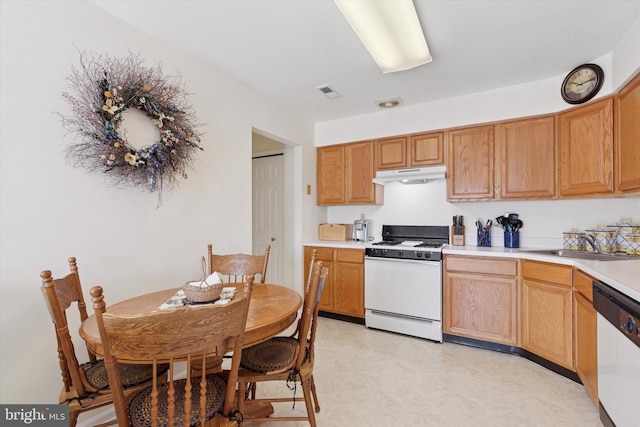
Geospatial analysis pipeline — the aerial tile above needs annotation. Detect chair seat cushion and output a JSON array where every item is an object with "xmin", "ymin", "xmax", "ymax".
[
  {"xmin": 84, "ymin": 360, "xmax": 169, "ymax": 390},
  {"xmin": 240, "ymin": 336, "xmax": 300, "ymax": 373},
  {"xmin": 128, "ymin": 374, "xmax": 226, "ymax": 427}
]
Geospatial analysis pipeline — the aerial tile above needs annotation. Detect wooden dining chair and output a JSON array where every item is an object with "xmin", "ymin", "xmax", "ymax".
[
  {"xmin": 90, "ymin": 275, "xmax": 254, "ymax": 427},
  {"xmin": 40, "ymin": 257, "xmax": 165, "ymax": 427},
  {"xmin": 236, "ymin": 260, "xmax": 328, "ymax": 427},
  {"xmin": 207, "ymin": 244, "xmax": 271, "ymax": 283}
]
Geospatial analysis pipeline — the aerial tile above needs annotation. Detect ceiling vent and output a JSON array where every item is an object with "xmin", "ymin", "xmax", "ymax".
[{"xmin": 316, "ymin": 84, "xmax": 341, "ymax": 99}]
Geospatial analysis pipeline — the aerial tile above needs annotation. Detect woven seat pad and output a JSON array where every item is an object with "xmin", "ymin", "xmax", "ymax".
[
  {"xmin": 84, "ymin": 360, "xmax": 169, "ymax": 390},
  {"xmin": 128, "ymin": 374, "xmax": 226, "ymax": 427},
  {"xmin": 240, "ymin": 336, "xmax": 299, "ymax": 373}
]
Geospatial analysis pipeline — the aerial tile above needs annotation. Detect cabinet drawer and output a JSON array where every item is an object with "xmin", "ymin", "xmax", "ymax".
[
  {"xmin": 522, "ymin": 260, "xmax": 571, "ymax": 287},
  {"xmin": 573, "ymin": 269, "xmax": 594, "ymax": 302},
  {"xmin": 445, "ymin": 256, "xmax": 517, "ymax": 276},
  {"xmin": 312, "ymin": 247, "xmax": 335, "ymax": 262},
  {"xmin": 336, "ymin": 249, "xmax": 364, "ymax": 263}
]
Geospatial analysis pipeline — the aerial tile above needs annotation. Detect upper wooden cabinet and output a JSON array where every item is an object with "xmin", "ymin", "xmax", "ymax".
[
  {"xmin": 317, "ymin": 142, "xmax": 383, "ymax": 205},
  {"xmin": 495, "ymin": 116, "xmax": 556, "ymax": 199},
  {"xmin": 375, "ymin": 136, "xmax": 408, "ymax": 170},
  {"xmin": 615, "ymin": 72, "xmax": 640, "ymax": 193},
  {"xmin": 375, "ymin": 132, "xmax": 444, "ymax": 171},
  {"xmin": 447, "ymin": 125, "xmax": 495, "ymax": 201},
  {"xmin": 317, "ymin": 145, "xmax": 346, "ymax": 205},
  {"xmin": 558, "ymin": 98, "xmax": 614, "ymax": 197}
]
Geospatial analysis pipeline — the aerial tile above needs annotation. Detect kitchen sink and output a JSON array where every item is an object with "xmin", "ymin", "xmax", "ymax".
[{"xmin": 519, "ymin": 249, "xmax": 640, "ymax": 261}]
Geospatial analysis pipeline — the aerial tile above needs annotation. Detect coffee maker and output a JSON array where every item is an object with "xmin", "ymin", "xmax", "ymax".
[{"xmin": 353, "ymin": 219, "xmax": 370, "ymax": 242}]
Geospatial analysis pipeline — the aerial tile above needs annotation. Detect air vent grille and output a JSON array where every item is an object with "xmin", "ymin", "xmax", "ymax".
[{"xmin": 316, "ymin": 85, "xmax": 341, "ymax": 99}]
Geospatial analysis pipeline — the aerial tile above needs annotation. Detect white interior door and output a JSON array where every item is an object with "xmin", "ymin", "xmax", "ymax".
[{"xmin": 252, "ymin": 154, "xmax": 283, "ymax": 284}]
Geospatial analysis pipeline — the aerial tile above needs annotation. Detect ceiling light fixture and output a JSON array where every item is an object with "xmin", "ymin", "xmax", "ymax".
[
  {"xmin": 334, "ymin": 0, "xmax": 432, "ymax": 73},
  {"xmin": 376, "ymin": 97, "xmax": 403, "ymax": 108}
]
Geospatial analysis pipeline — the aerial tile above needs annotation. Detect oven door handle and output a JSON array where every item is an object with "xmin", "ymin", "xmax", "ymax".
[{"xmin": 365, "ymin": 256, "xmax": 440, "ymax": 265}]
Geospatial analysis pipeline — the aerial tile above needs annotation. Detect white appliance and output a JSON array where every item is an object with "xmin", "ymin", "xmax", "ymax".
[
  {"xmin": 364, "ymin": 225, "xmax": 448, "ymax": 342},
  {"xmin": 353, "ymin": 219, "xmax": 370, "ymax": 241},
  {"xmin": 372, "ymin": 165, "xmax": 446, "ymax": 185},
  {"xmin": 593, "ymin": 280, "xmax": 640, "ymax": 427}
]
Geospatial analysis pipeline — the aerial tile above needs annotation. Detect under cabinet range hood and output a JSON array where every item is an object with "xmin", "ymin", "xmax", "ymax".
[{"xmin": 372, "ymin": 166, "xmax": 446, "ymax": 185}]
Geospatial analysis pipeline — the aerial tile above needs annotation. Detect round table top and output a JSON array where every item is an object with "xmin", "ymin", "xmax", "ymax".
[{"xmin": 80, "ymin": 283, "xmax": 302, "ymax": 356}]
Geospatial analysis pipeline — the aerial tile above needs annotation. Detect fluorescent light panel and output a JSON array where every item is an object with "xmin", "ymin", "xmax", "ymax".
[{"xmin": 334, "ymin": 0, "xmax": 431, "ymax": 73}]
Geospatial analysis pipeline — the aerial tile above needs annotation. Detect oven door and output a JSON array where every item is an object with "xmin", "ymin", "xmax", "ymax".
[{"xmin": 364, "ymin": 256, "xmax": 441, "ymax": 321}]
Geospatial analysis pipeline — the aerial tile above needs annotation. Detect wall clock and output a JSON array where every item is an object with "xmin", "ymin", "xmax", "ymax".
[{"xmin": 561, "ymin": 63, "xmax": 604, "ymax": 104}]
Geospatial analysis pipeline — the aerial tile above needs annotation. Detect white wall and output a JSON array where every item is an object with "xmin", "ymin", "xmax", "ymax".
[
  {"xmin": 316, "ymin": 17, "xmax": 640, "ymax": 246},
  {"xmin": 0, "ymin": 0, "xmax": 317, "ymax": 405}
]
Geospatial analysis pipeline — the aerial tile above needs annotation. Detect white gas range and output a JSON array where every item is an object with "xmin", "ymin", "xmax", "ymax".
[{"xmin": 364, "ymin": 225, "xmax": 449, "ymax": 342}]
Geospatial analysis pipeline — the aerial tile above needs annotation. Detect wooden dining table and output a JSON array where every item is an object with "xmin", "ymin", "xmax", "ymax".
[{"xmin": 80, "ymin": 283, "xmax": 303, "ymax": 357}]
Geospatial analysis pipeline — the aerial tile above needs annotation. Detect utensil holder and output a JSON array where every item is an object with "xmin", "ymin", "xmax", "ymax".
[
  {"xmin": 504, "ymin": 231, "xmax": 519, "ymax": 248},
  {"xmin": 477, "ymin": 228, "xmax": 491, "ymax": 247}
]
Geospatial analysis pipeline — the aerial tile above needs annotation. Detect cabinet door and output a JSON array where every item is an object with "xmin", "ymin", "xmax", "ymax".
[
  {"xmin": 410, "ymin": 132, "xmax": 444, "ymax": 166},
  {"xmin": 558, "ymin": 98, "xmax": 614, "ymax": 196},
  {"xmin": 496, "ymin": 116, "xmax": 556, "ymax": 199},
  {"xmin": 317, "ymin": 146, "xmax": 346, "ymax": 205},
  {"xmin": 376, "ymin": 137, "xmax": 407, "ymax": 170},
  {"xmin": 444, "ymin": 272, "xmax": 519, "ymax": 345},
  {"xmin": 521, "ymin": 278, "xmax": 573, "ymax": 369},
  {"xmin": 574, "ymin": 290, "xmax": 598, "ymax": 405},
  {"xmin": 447, "ymin": 125, "xmax": 495, "ymax": 200},
  {"xmin": 333, "ymin": 260, "xmax": 364, "ymax": 318},
  {"xmin": 346, "ymin": 141, "xmax": 383, "ymax": 204},
  {"xmin": 305, "ymin": 247, "xmax": 335, "ymax": 312},
  {"xmin": 616, "ymin": 73, "xmax": 640, "ymax": 193}
]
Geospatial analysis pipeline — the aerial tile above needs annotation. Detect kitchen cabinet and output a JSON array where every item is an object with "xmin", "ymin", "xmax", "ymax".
[
  {"xmin": 558, "ymin": 98, "xmax": 614, "ymax": 197},
  {"xmin": 317, "ymin": 142, "xmax": 383, "ymax": 205},
  {"xmin": 375, "ymin": 132, "xmax": 445, "ymax": 171},
  {"xmin": 521, "ymin": 260, "xmax": 573, "ymax": 369},
  {"xmin": 447, "ymin": 125, "xmax": 495, "ymax": 201},
  {"xmin": 615, "ymin": 72, "xmax": 640, "ymax": 193},
  {"xmin": 304, "ymin": 246, "xmax": 364, "ymax": 318},
  {"xmin": 573, "ymin": 269, "xmax": 598, "ymax": 405},
  {"xmin": 444, "ymin": 256, "xmax": 519, "ymax": 345},
  {"xmin": 495, "ymin": 116, "xmax": 556, "ymax": 199}
]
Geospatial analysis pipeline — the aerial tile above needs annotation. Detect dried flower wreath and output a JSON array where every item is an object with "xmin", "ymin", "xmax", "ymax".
[{"xmin": 60, "ymin": 51, "xmax": 204, "ymax": 203}]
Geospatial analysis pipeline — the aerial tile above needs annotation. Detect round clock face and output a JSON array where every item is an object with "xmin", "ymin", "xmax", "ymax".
[{"xmin": 561, "ymin": 64, "xmax": 604, "ymax": 104}]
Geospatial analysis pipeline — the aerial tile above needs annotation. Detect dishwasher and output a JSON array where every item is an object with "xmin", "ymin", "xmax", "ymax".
[{"xmin": 592, "ymin": 280, "xmax": 640, "ymax": 427}]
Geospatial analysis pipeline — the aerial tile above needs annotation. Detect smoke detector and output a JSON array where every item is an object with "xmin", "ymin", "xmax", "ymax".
[
  {"xmin": 376, "ymin": 97, "xmax": 403, "ymax": 108},
  {"xmin": 316, "ymin": 84, "xmax": 341, "ymax": 99}
]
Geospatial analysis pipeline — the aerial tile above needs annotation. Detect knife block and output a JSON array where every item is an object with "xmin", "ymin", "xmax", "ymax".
[{"xmin": 451, "ymin": 226, "xmax": 465, "ymax": 246}]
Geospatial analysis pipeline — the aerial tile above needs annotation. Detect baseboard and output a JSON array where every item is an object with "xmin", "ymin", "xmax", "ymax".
[
  {"xmin": 318, "ymin": 311, "xmax": 365, "ymax": 325},
  {"xmin": 443, "ymin": 334, "xmax": 581, "ymax": 384}
]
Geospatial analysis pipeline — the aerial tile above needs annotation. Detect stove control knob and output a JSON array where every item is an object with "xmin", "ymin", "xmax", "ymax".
[
  {"xmin": 416, "ymin": 252, "xmax": 423, "ymax": 258},
  {"xmin": 626, "ymin": 317, "xmax": 634, "ymax": 334},
  {"xmin": 397, "ymin": 251, "xmax": 403, "ymax": 257}
]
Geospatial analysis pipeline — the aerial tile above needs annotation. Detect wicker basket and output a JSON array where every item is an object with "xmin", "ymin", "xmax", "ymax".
[{"xmin": 182, "ymin": 257, "xmax": 223, "ymax": 302}]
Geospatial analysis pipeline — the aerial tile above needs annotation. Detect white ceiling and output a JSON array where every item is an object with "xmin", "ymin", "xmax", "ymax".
[{"xmin": 91, "ymin": 0, "xmax": 640, "ymax": 123}]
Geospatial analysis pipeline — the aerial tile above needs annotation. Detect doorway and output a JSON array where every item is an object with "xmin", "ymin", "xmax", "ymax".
[{"xmin": 252, "ymin": 132, "xmax": 288, "ymax": 285}]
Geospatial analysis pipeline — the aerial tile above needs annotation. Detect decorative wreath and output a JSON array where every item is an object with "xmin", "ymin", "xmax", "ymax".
[{"xmin": 60, "ymin": 51, "xmax": 204, "ymax": 202}]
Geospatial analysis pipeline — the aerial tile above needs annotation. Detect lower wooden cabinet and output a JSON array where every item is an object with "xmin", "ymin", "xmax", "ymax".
[
  {"xmin": 304, "ymin": 246, "xmax": 364, "ymax": 318},
  {"xmin": 444, "ymin": 256, "xmax": 519, "ymax": 345},
  {"xmin": 573, "ymin": 269, "xmax": 598, "ymax": 405},
  {"xmin": 521, "ymin": 260, "xmax": 573, "ymax": 369}
]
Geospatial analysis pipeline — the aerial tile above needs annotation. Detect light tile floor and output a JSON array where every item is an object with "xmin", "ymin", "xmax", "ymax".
[{"xmin": 246, "ymin": 317, "xmax": 602, "ymax": 427}]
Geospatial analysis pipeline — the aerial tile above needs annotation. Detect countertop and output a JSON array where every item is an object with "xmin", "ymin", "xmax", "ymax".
[{"xmin": 303, "ymin": 241, "xmax": 640, "ymax": 302}]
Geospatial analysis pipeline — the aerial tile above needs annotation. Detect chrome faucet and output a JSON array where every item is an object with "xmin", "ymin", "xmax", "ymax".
[{"xmin": 584, "ymin": 234, "xmax": 599, "ymax": 253}]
